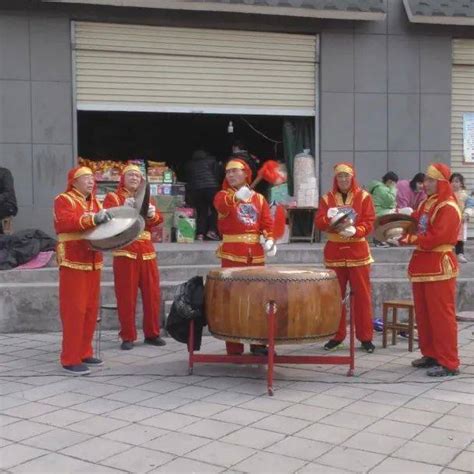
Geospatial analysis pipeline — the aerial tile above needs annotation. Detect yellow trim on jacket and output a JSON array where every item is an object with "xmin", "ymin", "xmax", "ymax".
[
  {"xmin": 325, "ymin": 255, "xmax": 374, "ymax": 268},
  {"xmin": 326, "ymin": 234, "xmax": 365, "ymax": 243},
  {"xmin": 216, "ymin": 248, "xmax": 265, "ymax": 264},
  {"xmin": 222, "ymin": 233, "xmax": 260, "ymax": 244}
]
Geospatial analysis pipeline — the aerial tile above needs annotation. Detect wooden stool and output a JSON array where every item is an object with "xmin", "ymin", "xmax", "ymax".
[{"xmin": 382, "ymin": 299, "xmax": 417, "ymax": 352}]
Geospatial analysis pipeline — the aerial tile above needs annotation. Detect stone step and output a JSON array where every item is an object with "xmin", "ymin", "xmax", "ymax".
[
  {"xmin": 1, "ymin": 277, "xmax": 472, "ymax": 333},
  {"xmin": 2, "ymin": 243, "xmax": 472, "ymax": 333},
  {"xmin": 3, "ymin": 261, "xmax": 474, "ymax": 283},
  {"xmin": 23, "ymin": 241, "xmax": 474, "ymax": 266},
  {"xmin": 106, "ymin": 242, "xmax": 470, "ymax": 266}
]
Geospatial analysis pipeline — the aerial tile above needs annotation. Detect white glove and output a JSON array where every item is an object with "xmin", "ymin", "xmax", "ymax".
[
  {"xmin": 264, "ymin": 239, "xmax": 275, "ymax": 252},
  {"xmin": 266, "ymin": 241, "xmax": 276, "ymax": 257},
  {"xmin": 398, "ymin": 207, "xmax": 413, "ymax": 216},
  {"xmin": 147, "ymin": 204, "xmax": 156, "ymax": 218},
  {"xmin": 235, "ymin": 185, "xmax": 252, "ymax": 202},
  {"xmin": 386, "ymin": 236, "xmax": 401, "ymax": 247},
  {"xmin": 93, "ymin": 209, "xmax": 112, "ymax": 225},
  {"xmin": 464, "ymin": 208, "xmax": 473, "ymax": 220},
  {"xmin": 327, "ymin": 207, "xmax": 339, "ymax": 219},
  {"xmin": 339, "ymin": 226, "xmax": 356, "ymax": 238},
  {"xmin": 124, "ymin": 197, "xmax": 136, "ymax": 207},
  {"xmin": 267, "ymin": 245, "xmax": 277, "ymax": 257}
]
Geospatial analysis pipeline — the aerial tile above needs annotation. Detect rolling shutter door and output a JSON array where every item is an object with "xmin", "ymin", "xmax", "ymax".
[
  {"xmin": 451, "ymin": 39, "xmax": 474, "ymax": 237},
  {"xmin": 73, "ymin": 22, "xmax": 317, "ymax": 116}
]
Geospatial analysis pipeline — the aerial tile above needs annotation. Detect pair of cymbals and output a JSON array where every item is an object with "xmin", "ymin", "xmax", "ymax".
[
  {"xmin": 373, "ymin": 213, "xmax": 417, "ymax": 242},
  {"xmin": 83, "ymin": 180, "xmax": 150, "ymax": 251},
  {"xmin": 83, "ymin": 207, "xmax": 145, "ymax": 251},
  {"xmin": 328, "ymin": 208, "xmax": 354, "ymax": 232}
]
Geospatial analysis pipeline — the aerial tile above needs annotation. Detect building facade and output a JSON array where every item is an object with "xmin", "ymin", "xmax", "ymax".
[{"xmin": 0, "ymin": 0, "xmax": 473, "ymax": 235}]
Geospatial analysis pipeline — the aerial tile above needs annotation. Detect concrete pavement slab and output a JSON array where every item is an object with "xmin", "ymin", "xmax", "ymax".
[{"xmin": 0, "ymin": 327, "xmax": 472, "ymax": 473}]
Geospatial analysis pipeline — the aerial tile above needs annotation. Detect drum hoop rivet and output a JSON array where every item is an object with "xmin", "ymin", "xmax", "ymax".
[{"xmin": 265, "ymin": 301, "xmax": 278, "ymax": 314}]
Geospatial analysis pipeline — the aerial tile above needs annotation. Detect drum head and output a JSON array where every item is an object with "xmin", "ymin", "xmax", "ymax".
[{"xmin": 207, "ymin": 266, "xmax": 337, "ymax": 282}]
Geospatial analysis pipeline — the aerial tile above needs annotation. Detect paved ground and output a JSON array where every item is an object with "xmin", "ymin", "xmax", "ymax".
[{"xmin": 0, "ymin": 325, "xmax": 473, "ymax": 473}]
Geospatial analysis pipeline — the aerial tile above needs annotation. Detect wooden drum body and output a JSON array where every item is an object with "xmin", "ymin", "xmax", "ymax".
[{"xmin": 205, "ymin": 266, "xmax": 342, "ymax": 345}]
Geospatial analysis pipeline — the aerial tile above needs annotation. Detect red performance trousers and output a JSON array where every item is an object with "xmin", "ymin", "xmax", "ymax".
[
  {"xmin": 221, "ymin": 258, "xmax": 266, "ymax": 355},
  {"xmin": 333, "ymin": 265, "xmax": 373, "ymax": 343},
  {"xmin": 113, "ymin": 256, "xmax": 160, "ymax": 342},
  {"xmin": 59, "ymin": 267, "xmax": 100, "ymax": 366},
  {"xmin": 412, "ymin": 278, "xmax": 459, "ymax": 371}
]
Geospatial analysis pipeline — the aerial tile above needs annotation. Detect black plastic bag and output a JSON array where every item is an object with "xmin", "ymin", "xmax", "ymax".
[
  {"xmin": 0, "ymin": 229, "xmax": 56, "ymax": 270},
  {"xmin": 166, "ymin": 276, "xmax": 206, "ymax": 350}
]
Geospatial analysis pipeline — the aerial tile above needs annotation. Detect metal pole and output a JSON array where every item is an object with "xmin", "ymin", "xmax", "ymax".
[
  {"xmin": 188, "ymin": 319, "xmax": 195, "ymax": 375},
  {"xmin": 348, "ymin": 291, "xmax": 355, "ymax": 376},
  {"xmin": 266, "ymin": 301, "xmax": 277, "ymax": 396}
]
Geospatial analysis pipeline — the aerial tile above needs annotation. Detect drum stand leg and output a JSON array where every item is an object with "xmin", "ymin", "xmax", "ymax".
[
  {"xmin": 266, "ymin": 301, "xmax": 277, "ymax": 396},
  {"xmin": 188, "ymin": 320, "xmax": 195, "ymax": 375},
  {"xmin": 347, "ymin": 291, "xmax": 355, "ymax": 377},
  {"xmin": 185, "ymin": 297, "xmax": 354, "ymax": 393}
]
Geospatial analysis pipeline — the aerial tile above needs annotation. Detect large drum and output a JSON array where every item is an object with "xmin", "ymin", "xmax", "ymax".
[{"xmin": 205, "ymin": 266, "xmax": 342, "ymax": 345}]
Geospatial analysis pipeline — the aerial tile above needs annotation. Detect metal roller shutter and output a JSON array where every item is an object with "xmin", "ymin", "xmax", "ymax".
[
  {"xmin": 73, "ymin": 22, "xmax": 318, "ymax": 116},
  {"xmin": 451, "ymin": 39, "xmax": 474, "ymax": 237}
]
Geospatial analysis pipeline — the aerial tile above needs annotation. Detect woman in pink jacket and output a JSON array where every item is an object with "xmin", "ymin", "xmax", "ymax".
[{"xmin": 396, "ymin": 173, "xmax": 426, "ymax": 210}]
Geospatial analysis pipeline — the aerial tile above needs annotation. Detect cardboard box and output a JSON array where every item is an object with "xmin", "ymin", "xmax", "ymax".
[
  {"xmin": 161, "ymin": 212, "xmax": 174, "ymax": 228},
  {"xmin": 174, "ymin": 207, "xmax": 195, "ymax": 227},
  {"xmin": 154, "ymin": 195, "xmax": 182, "ymax": 213},
  {"xmin": 176, "ymin": 217, "xmax": 196, "ymax": 243},
  {"xmin": 150, "ymin": 183, "xmax": 186, "ymax": 197},
  {"xmin": 269, "ymin": 183, "xmax": 290, "ymax": 204},
  {"xmin": 151, "ymin": 226, "xmax": 172, "ymax": 243},
  {"xmin": 163, "ymin": 170, "xmax": 174, "ymax": 183}
]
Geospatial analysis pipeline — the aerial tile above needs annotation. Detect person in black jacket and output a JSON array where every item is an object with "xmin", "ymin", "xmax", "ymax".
[
  {"xmin": 229, "ymin": 140, "xmax": 260, "ymax": 180},
  {"xmin": 0, "ymin": 167, "xmax": 18, "ymax": 234},
  {"xmin": 185, "ymin": 150, "xmax": 220, "ymax": 241}
]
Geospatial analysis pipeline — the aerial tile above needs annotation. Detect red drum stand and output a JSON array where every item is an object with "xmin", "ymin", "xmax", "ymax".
[{"xmin": 188, "ymin": 294, "xmax": 355, "ymax": 396}]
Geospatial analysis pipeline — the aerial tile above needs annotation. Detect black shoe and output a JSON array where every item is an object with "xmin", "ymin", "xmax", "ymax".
[
  {"xmin": 63, "ymin": 364, "xmax": 90, "ymax": 376},
  {"xmin": 120, "ymin": 341, "xmax": 134, "ymax": 351},
  {"xmin": 427, "ymin": 365, "xmax": 459, "ymax": 377},
  {"xmin": 205, "ymin": 231, "xmax": 220, "ymax": 241},
  {"xmin": 82, "ymin": 357, "xmax": 103, "ymax": 366},
  {"xmin": 144, "ymin": 336, "xmax": 167, "ymax": 347},
  {"xmin": 250, "ymin": 346, "xmax": 269, "ymax": 356},
  {"xmin": 361, "ymin": 341, "xmax": 375, "ymax": 353},
  {"xmin": 411, "ymin": 356, "xmax": 438, "ymax": 368},
  {"xmin": 324, "ymin": 339, "xmax": 343, "ymax": 351}
]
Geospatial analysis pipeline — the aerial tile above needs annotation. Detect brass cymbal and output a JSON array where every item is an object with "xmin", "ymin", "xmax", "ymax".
[
  {"xmin": 83, "ymin": 207, "xmax": 145, "ymax": 251},
  {"xmin": 373, "ymin": 213, "xmax": 417, "ymax": 242}
]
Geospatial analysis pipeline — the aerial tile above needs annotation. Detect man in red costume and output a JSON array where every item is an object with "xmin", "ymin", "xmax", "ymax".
[
  {"xmin": 315, "ymin": 163, "xmax": 376, "ymax": 353},
  {"xmin": 103, "ymin": 165, "xmax": 165, "ymax": 350},
  {"xmin": 393, "ymin": 163, "xmax": 461, "ymax": 376},
  {"xmin": 54, "ymin": 166, "xmax": 112, "ymax": 375},
  {"xmin": 214, "ymin": 158, "xmax": 275, "ymax": 356}
]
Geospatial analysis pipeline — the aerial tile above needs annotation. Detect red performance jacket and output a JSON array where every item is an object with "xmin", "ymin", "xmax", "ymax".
[
  {"xmin": 103, "ymin": 189, "xmax": 163, "ymax": 260},
  {"xmin": 401, "ymin": 194, "xmax": 461, "ymax": 282},
  {"xmin": 53, "ymin": 188, "xmax": 103, "ymax": 271},
  {"xmin": 315, "ymin": 188, "xmax": 375, "ymax": 268},
  {"xmin": 214, "ymin": 188, "xmax": 273, "ymax": 265}
]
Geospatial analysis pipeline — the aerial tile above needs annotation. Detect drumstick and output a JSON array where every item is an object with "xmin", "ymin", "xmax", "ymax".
[{"xmin": 249, "ymin": 175, "xmax": 263, "ymax": 190}]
